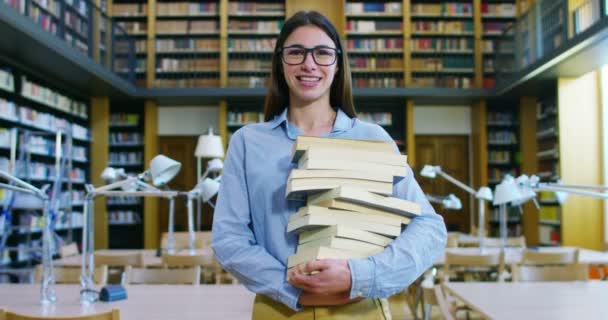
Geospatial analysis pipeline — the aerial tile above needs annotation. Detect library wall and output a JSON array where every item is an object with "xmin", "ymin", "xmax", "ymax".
[
  {"xmin": 158, "ymin": 106, "xmax": 219, "ymax": 136},
  {"xmin": 413, "ymin": 106, "xmax": 471, "ymax": 134},
  {"xmin": 558, "ymin": 71, "xmax": 604, "ymax": 250}
]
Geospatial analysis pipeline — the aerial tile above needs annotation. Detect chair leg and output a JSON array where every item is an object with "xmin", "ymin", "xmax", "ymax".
[{"xmin": 423, "ymin": 304, "xmax": 432, "ymax": 320}]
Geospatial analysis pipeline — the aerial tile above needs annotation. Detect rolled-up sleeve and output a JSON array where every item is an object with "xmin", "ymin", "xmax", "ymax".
[
  {"xmin": 348, "ymin": 165, "xmax": 447, "ymax": 299},
  {"xmin": 211, "ymin": 129, "xmax": 302, "ymax": 310}
]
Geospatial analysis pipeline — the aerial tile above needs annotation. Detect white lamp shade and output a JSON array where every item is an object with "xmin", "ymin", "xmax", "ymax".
[
  {"xmin": 420, "ymin": 165, "xmax": 439, "ymax": 178},
  {"xmin": 100, "ymin": 167, "xmax": 125, "ymax": 181},
  {"xmin": 555, "ymin": 191, "xmax": 569, "ymax": 204},
  {"xmin": 512, "ymin": 174, "xmax": 537, "ymax": 206},
  {"xmin": 476, "ymin": 186, "xmax": 493, "ymax": 201},
  {"xmin": 195, "ymin": 131, "xmax": 224, "ymax": 158},
  {"xmin": 493, "ymin": 179, "xmax": 524, "ymax": 205},
  {"xmin": 207, "ymin": 158, "xmax": 224, "ymax": 173},
  {"xmin": 200, "ymin": 177, "xmax": 220, "ymax": 202},
  {"xmin": 150, "ymin": 155, "xmax": 182, "ymax": 186},
  {"xmin": 443, "ymin": 194, "xmax": 462, "ymax": 210}
]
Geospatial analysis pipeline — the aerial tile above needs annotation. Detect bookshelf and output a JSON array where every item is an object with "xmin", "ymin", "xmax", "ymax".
[
  {"xmin": 154, "ymin": 0, "xmax": 221, "ymax": 87},
  {"xmin": 410, "ymin": 1, "xmax": 476, "ymax": 88},
  {"xmin": 226, "ymin": 0, "xmax": 284, "ymax": 88},
  {"xmin": 535, "ymin": 94, "xmax": 561, "ymax": 246},
  {"xmin": 226, "ymin": 100, "xmax": 265, "ymax": 144},
  {"xmin": 345, "ymin": 1, "xmax": 405, "ymax": 88},
  {"xmin": 486, "ymin": 103, "xmax": 521, "ymax": 236},
  {"xmin": 107, "ymin": 104, "xmax": 145, "ymax": 248},
  {"xmin": 0, "ymin": 63, "xmax": 90, "ymax": 266},
  {"xmin": 356, "ymin": 100, "xmax": 406, "ymax": 153},
  {"xmin": 481, "ymin": 0, "xmax": 516, "ymax": 88},
  {"xmin": 112, "ymin": 0, "xmax": 149, "ymax": 87},
  {"xmin": 539, "ymin": 0, "xmax": 568, "ymax": 56}
]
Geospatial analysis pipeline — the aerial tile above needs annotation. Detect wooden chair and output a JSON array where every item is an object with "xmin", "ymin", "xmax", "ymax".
[
  {"xmin": 521, "ymin": 249, "xmax": 579, "ymax": 265},
  {"xmin": 161, "ymin": 253, "xmax": 213, "ymax": 283},
  {"xmin": 421, "ymin": 285, "xmax": 455, "ymax": 320},
  {"xmin": 124, "ymin": 266, "xmax": 201, "ymax": 285},
  {"xmin": 512, "ymin": 264, "xmax": 589, "ymax": 282},
  {"xmin": 0, "ymin": 309, "xmax": 119, "ymax": 320},
  {"xmin": 59, "ymin": 243, "xmax": 79, "ymax": 258},
  {"xmin": 94, "ymin": 252, "xmax": 145, "ymax": 268},
  {"xmin": 446, "ymin": 233, "xmax": 459, "ymax": 248},
  {"xmin": 34, "ymin": 265, "xmax": 108, "ymax": 286},
  {"xmin": 160, "ymin": 231, "xmax": 212, "ymax": 251},
  {"xmin": 443, "ymin": 251, "xmax": 505, "ymax": 283}
]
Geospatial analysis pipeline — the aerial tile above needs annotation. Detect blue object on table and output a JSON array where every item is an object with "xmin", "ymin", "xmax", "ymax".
[{"xmin": 100, "ymin": 285, "xmax": 128, "ymax": 302}]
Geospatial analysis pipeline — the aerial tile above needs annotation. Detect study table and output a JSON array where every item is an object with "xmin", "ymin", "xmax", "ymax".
[
  {"xmin": 0, "ymin": 284, "xmax": 255, "ymax": 319},
  {"xmin": 443, "ymin": 281, "xmax": 608, "ymax": 320},
  {"xmin": 434, "ymin": 246, "xmax": 608, "ymax": 265}
]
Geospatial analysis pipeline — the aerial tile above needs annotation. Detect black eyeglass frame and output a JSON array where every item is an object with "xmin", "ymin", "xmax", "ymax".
[{"xmin": 277, "ymin": 45, "xmax": 342, "ymax": 66}]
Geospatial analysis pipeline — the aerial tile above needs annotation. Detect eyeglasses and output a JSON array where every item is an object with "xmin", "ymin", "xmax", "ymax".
[{"xmin": 279, "ymin": 45, "xmax": 341, "ymax": 66}]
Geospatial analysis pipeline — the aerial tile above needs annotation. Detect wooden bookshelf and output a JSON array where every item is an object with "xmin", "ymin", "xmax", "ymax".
[
  {"xmin": 480, "ymin": 0, "xmax": 516, "ymax": 88},
  {"xmin": 486, "ymin": 102, "xmax": 522, "ymax": 236},
  {"xmin": 112, "ymin": 0, "xmax": 149, "ymax": 87},
  {"xmin": 107, "ymin": 104, "xmax": 145, "ymax": 248}
]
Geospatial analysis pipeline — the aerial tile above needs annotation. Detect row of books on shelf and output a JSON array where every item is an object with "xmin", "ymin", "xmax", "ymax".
[
  {"xmin": 227, "ymin": 111, "xmax": 263, "ymax": 125},
  {"xmin": 21, "ymin": 75, "xmax": 88, "ymax": 119},
  {"xmin": 228, "ymin": 38, "xmax": 275, "ymax": 52},
  {"xmin": 0, "ymin": 158, "xmax": 86, "ymax": 182},
  {"xmin": 488, "ymin": 111, "xmax": 516, "ymax": 125},
  {"xmin": 412, "ymin": 21, "xmax": 473, "ymax": 34},
  {"xmin": 28, "ymin": 7, "xmax": 57, "ymax": 36},
  {"xmin": 0, "ymin": 68, "xmax": 15, "ymax": 92},
  {"xmin": 64, "ymin": 10, "xmax": 88, "ymax": 37},
  {"xmin": 411, "ymin": 38, "xmax": 473, "ymax": 52},
  {"xmin": 109, "ymin": 152, "xmax": 142, "ymax": 165},
  {"xmin": 112, "ymin": 3, "xmax": 146, "ymax": 17},
  {"xmin": 481, "ymin": 3, "xmax": 516, "ymax": 17},
  {"xmin": 357, "ymin": 112, "xmax": 392, "ymax": 126},
  {"xmin": 345, "ymin": 2, "xmax": 401, "ymax": 14},
  {"xmin": 411, "ymin": 57, "xmax": 473, "ymax": 72},
  {"xmin": 155, "ymin": 78, "xmax": 219, "ymax": 88},
  {"xmin": 156, "ymin": 58, "xmax": 219, "ymax": 72},
  {"xmin": 411, "ymin": 3, "xmax": 472, "ymax": 17},
  {"xmin": 64, "ymin": 32, "xmax": 88, "ymax": 55},
  {"xmin": 2, "ymin": 0, "xmax": 26, "ymax": 13},
  {"xmin": 0, "ymin": 130, "xmax": 87, "ymax": 161},
  {"xmin": 483, "ymin": 22, "xmax": 511, "ymax": 35},
  {"xmin": 227, "ymin": 76, "xmax": 265, "ymax": 88},
  {"xmin": 411, "ymin": 76, "xmax": 473, "ymax": 89},
  {"xmin": 6, "ymin": 211, "xmax": 83, "ymax": 234},
  {"xmin": 114, "ymin": 58, "xmax": 146, "ymax": 74},
  {"xmin": 346, "ymin": 38, "xmax": 403, "ymax": 51},
  {"xmin": 488, "ymin": 167, "xmax": 518, "ymax": 183},
  {"xmin": 107, "ymin": 196, "xmax": 141, "ymax": 205},
  {"xmin": 32, "ymin": 0, "xmax": 60, "ymax": 16},
  {"xmin": 353, "ymin": 76, "xmax": 404, "ymax": 88},
  {"xmin": 346, "ymin": 20, "xmax": 402, "ymax": 33},
  {"xmin": 108, "ymin": 210, "xmax": 141, "ymax": 225},
  {"xmin": 489, "ymin": 206, "xmax": 520, "ymax": 223},
  {"xmin": 0, "ymin": 189, "xmax": 84, "ymax": 208},
  {"xmin": 110, "ymin": 113, "xmax": 140, "ymax": 126},
  {"xmin": 109, "ymin": 132, "xmax": 142, "ymax": 144},
  {"xmin": 0, "ymin": 99, "xmax": 90, "ymax": 141},
  {"xmin": 488, "ymin": 130, "xmax": 517, "ymax": 144},
  {"xmin": 157, "ymin": 2, "xmax": 217, "ymax": 16},
  {"xmin": 156, "ymin": 38, "xmax": 219, "ymax": 52},
  {"xmin": 350, "ymin": 57, "xmax": 402, "ymax": 70},
  {"xmin": 488, "ymin": 150, "xmax": 512, "ymax": 163},
  {"xmin": 227, "ymin": 2, "xmax": 283, "ymax": 15}
]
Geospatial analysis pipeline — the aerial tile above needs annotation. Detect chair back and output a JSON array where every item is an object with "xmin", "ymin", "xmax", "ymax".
[
  {"xmin": 162, "ymin": 253, "xmax": 210, "ymax": 267},
  {"xmin": 124, "ymin": 266, "xmax": 201, "ymax": 285},
  {"xmin": 512, "ymin": 264, "xmax": 589, "ymax": 282},
  {"xmin": 482, "ymin": 236, "xmax": 526, "ymax": 248},
  {"xmin": 444, "ymin": 251, "xmax": 505, "ymax": 282},
  {"xmin": 34, "ymin": 265, "xmax": 108, "ymax": 285},
  {"xmin": 446, "ymin": 233, "xmax": 459, "ymax": 248},
  {"xmin": 59, "ymin": 243, "xmax": 79, "ymax": 257},
  {"xmin": 522, "ymin": 249, "xmax": 579, "ymax": 265},
  {"xmin": 0, "ymin": 308, "xmax": 119, "ymax": 320},
  {"xmin": 95, "ymin": 252, "xmax": 145, "ymax": 268},
  {"xmin": 160, "ymin": 231, "xmax": 212, "ymax": 250}
]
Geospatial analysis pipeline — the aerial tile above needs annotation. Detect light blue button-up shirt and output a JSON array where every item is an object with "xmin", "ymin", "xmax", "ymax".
[{"xmin": 211, "ymin": 108, "xmax": 447, "ymax": 311}]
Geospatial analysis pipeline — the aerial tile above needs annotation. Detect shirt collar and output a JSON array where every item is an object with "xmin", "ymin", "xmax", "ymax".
[{"xmin": 270, "ymin": 107, "xmax": 354, "ymax": 139}]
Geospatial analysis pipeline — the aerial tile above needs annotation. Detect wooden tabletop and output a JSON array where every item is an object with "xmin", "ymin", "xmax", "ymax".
[
  {"xmin": 54, "ymin": 249, "xmax": 214, "ymax": 267},
  {"xmin": 0, "ymin": 284, "xmax": 255, "ymax": 319},
  {"xmin": 444, "ymin": 281, "xmax": 608, "ymax": 320},
  {"xmin": 434, "ymin": 247, "xmax": 608, "ymax": 265}
]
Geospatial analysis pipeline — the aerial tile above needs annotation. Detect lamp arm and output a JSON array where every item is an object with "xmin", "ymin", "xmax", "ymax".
[
  {"xmin": 425, "ymin": 194, "xmax": 444, "ymax": 204},
  {"xmin": 0, "ymin": 170, "xmax": 47, "ymax": 199},
  {"xmin": 436, "ymin": 170, "xmax": 477, "ymax": 195},
  {"xmin": 0, "ymin": 182, "xmax": 39, "ymax": 196},
  {"xmin": 545, "ymin": 183, "xmax": 608, "ymax": 191},
  {"xmin": 536, "ymin": 185, "xmax": 608, "ymax": 199}
]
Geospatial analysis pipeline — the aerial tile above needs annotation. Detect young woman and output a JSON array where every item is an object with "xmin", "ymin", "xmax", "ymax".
[{"xmin": 211, "ymin": 10, "xmax": 447, "ymax": 319}]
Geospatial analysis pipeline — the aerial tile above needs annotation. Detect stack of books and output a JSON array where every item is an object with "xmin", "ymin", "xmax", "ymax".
[{"xmin": 286, "ymin": 136, "xmax": 422, "ymax": 270}]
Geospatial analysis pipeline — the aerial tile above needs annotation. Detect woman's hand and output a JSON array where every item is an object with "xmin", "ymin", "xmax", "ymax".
[{"xmin": 288, "ymin": 259, "xmax": 353, "ymax": 294}]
